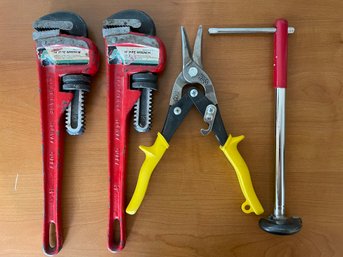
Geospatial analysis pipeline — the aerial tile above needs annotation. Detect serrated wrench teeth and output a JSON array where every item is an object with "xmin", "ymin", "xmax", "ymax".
[
  {"xmin": 65, "ymin": 90, "xmax": 86, "ymax": 135},
  {"xmin": 133, "ymin": 88, "xmax": 153, "ymax": 132}
]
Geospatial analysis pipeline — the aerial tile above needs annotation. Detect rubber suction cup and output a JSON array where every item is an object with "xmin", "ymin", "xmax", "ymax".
[{"xmin": 259, "ymin": 215, "xmax": 302, "ymax": 235}]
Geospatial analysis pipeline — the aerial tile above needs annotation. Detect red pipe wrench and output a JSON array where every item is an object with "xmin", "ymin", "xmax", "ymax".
[
  {"xmin": 102, "ymin": 10, "xmax": 166, "ymax": 252},
  {"xmin": 33, "ymin": 12, "xmax": 99, "ymax": 255}
]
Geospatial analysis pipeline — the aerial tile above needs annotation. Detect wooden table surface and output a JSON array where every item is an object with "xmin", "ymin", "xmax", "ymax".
[{"xmin": 1, "ymin": 0, "xmax": 343, "ymax": 256}]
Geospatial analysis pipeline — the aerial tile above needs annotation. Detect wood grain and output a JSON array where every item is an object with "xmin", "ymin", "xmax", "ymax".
[{"xmin": 0, "ymin": 0, "xmax": 342, "ymax": 256}]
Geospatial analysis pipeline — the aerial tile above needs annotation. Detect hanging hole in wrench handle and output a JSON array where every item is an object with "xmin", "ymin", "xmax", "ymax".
[
  {"xmin": 49, "ymin": 222, "xmax": 57, "ymax": 248},
  {"xmin": 108, "ymin": 217, "xmax": 125, "ymax": 252},
  {"xmin": 43, "ymin": 219, "xmax": 62, "ymax": 255},
  {"xmin": 200, "ymin": 104, "xmax": 217, "ymax": 135},
  {"xmin": 274, "ymin": 19, "xmax": 290, "ymax": 89}
]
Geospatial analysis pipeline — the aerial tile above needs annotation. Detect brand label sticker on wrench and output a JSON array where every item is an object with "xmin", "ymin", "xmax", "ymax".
[
  {"xmin": 108, "ymin": 46, "xmax": 159, "ymax": 65},
  {"xmin": 37, "ymin": 46, "xmax": 89, "ymax": 65}
]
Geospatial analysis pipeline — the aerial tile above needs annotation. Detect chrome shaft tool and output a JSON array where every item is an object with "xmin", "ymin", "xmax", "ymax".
[
  {"xmin": 209, "ymin": 19, "xmax": 302, "ymax": 235},
  {"xmin": 126, "ymin": 25, "xmax": 264, "ymax": 216},
  {"xmin": 33, "ymin": 12, "xmax": 99, "ymax": 254}
]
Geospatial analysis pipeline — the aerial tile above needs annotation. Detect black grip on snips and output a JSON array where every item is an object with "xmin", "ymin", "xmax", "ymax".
[
  {"xmin": 105, "ymin": 10, "xmax": 156, "ymax": 36},
  {"xmin": 33, "ymin": 11, "xmax": 88, "ymax": 37}
]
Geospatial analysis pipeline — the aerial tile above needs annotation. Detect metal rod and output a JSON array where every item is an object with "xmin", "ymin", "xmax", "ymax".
[
  {"xmin": 208, "ymin": 27, "xmax": 295, "ymax": 35},
  {"xmin": 274, "ymin": 88, "xmax": 286, "ymax": 218}
]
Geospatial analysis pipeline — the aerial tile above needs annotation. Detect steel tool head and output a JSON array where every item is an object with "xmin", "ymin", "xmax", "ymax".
[
  {"xmin": 170, "ymin": 25, "xmax": 217, "ymax": 106},
  {"xmin": 33, "ymin": 11, "xmax": 88, "ymax": 39},
  {"xmin": 181, "ymin": 25, "xmax": 203, "ymax": 69},
  {"xmin": 181, "ymin": 26, "xmax": 192, "ymax": 70},
  {"xmin": 192, "ymin": 25, "xmax": 203, "ymax": 68}
]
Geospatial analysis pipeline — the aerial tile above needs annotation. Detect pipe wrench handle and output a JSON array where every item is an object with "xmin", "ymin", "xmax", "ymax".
[
  {"xmin": 42, "ymin": 122, "xmax": 64, "ymax": 256},
  {"xmin": 38, "ymin": 68, "xmax": 73, "ymax": 255},
  {"xmin": 107, "ymin": 66, "xmax": 141, "ymax": 252},
  {"xmin": 220, "ymin": 134, "xmax": 264, "ymax": 215}
]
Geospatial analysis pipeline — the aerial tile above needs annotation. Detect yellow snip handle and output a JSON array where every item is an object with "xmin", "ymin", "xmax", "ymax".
[
  {"xmin": 220, "ymin": 134, "xmax": 264, "ymax": 215},
  {"xmin": 126, "ymin": 132, "xmax": 169, "ymax": 215}
]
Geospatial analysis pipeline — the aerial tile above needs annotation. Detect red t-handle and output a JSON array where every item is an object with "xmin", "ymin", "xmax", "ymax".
[{"xmin": 273, "ymin": 19, "xmax": 289, "ymax": 88}]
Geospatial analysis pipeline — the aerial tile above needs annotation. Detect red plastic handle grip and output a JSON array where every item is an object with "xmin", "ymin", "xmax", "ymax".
[{"xmin": 273, "ymin": 19, "xmax": 289, "ymax": 88}]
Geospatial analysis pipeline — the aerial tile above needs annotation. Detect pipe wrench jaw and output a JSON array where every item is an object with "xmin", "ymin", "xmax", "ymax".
[
  {"xmin": 102, "ymin": 9, "xmax": 156, "ymax": 36},
  {"xmin": 33, "ymin": 12, "xmax": 98, "ymax": 136},
  {"xmin": 103, "ymin": 10, "xmax": 165, "ymax": 133},
  {"xmin": 33, "ymin": 11, "xmax": 99, "ymax": 255},
  {"xmin": 33, "ymin": 11, "xmax": 88, "ymax": 40}
]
